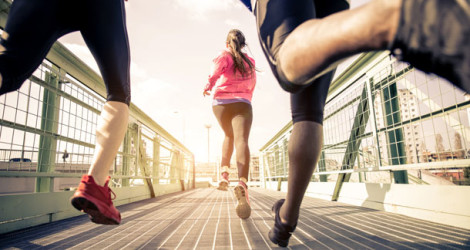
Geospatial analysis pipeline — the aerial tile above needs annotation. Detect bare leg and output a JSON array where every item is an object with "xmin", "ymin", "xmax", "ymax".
[
  {"xmin": 231, "ymin": 104, "xmax": 253, "ymax": 219},
  {"xmin": 88, "ymin": 101, "xmax": 129, "ymax": 186},
  {"xmin": 279, "ymin": 121, "xmax": 323, "ymax": 226},
  {"xmin": 232, "ymin": 113, "xmax": 252, "ymax": 180},
  {"xmin": 221, "ymin": 135, "xmax": 234, "ymax": 167},
  {"xmin": 279, "ymin": 0, "xmax": 401, "ymax": 84},
  {"xmin": 213, "ymin": 105, "xmax": 235, "ymax": 172}
]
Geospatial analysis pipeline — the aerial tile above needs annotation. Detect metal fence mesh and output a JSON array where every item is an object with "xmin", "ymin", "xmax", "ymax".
[
  {"xmin": 0, "ymin": 53, "xmax": 194, "ymax": 194},
  {"xmin": 260, "ymin": 53, "xmax": 470, "ymax": 185}
]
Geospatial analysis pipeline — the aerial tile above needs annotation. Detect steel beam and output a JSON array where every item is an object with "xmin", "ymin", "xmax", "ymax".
[
  {"xmin": 332, "ymin": 82, "xmax": 370, "ymax": 201},
  {"xmin": 36, "ymin": 71, "xmax": 61, "ymax": 192}
]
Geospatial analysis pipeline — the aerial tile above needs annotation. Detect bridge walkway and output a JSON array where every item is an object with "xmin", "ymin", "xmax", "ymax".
[{"xmin": 0, "ymin": 187, "xmax": 469, "ymax": 249}]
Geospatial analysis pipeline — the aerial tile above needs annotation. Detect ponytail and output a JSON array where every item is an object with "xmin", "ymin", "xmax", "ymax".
[{"xmin": 226, "ymin": 29, "xmax": 255, "ymax": 77}]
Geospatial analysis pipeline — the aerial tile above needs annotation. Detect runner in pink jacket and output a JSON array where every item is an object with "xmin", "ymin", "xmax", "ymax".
[
  {"xmin": 204, "ymin": 49, "xmax": 256, "ymax": 102},
  {"xmin": 203, "ymin": 29, "xmax": 256, "ymax": 220}
]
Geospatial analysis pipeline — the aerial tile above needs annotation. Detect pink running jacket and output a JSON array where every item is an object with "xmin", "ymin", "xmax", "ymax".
[{"xmin": 204, "ymin": 49, "xmax": 256, "ymax": 102}]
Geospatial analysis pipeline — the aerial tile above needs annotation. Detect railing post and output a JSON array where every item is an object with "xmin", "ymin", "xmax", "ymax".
[
  {"xmin": 122, "ymin": 123, "xmax": 138, "ymax": 187},
  {"xmin": 137, "ymin": 131, "xmax": 155, "ymax": 198},
  {"xmin": 383, "ymin": 82, "xmax": 408, "ymax": 183},
  {"xmin": 282, "ymin": 138, "xmax": 288, "ymax": 178},
  {"xmin": 192, "ymin": 155, "xmax": 196, "ymax": 189},
  {"xmin": 153, "ymin": 136, "xmax": 160, "ymax": 186},
  {"xmin": 178, "ymin": 150, "xmax": 184, "ymax": 189},
  {"xmin": 365, "ymin": 78, "xmax": 383, "ymax": 169},
  {"xmin": 169, "ymin": 148, "xmax": 180, "ymax": 184},
  {"xmin": 122, "ymin": 127, "xmax": 132, "ymax": 187},
  {"xmin": 318, "ymin": 151, "xmax": 328, "ymax": 182},
  {"xmin": 259, "ymin": 153, "xmax": 266, "ymax": 188},
  {"xmin": 36, "ymin": 70, "xmax": 61, "ymax": 193},
  {"xmin": 332, "ymin": 81, "xmax": 371, "ymax": 201}
]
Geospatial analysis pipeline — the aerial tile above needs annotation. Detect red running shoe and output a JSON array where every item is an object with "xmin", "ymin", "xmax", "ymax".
[{"xmin": 70, "ymin": 175, "xmax": 121, "ymax": 225}]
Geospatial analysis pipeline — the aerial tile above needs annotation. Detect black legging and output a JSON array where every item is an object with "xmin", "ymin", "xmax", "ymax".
[
  {"xmin": 254, "ymin": 0, "xmax": 349, "ymax": 124},
  {"xmin": 0, "ymin": 0, "xmax": 131, "ymax": 105},
  {"xmin": 212, "ymin": 102, "xmax": 253, "ymax": 179}
]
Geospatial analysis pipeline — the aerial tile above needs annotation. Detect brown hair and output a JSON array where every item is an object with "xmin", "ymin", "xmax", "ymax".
[{"xmin": 226, "ymin": 29, "xmax": 254, "ymax": 76}]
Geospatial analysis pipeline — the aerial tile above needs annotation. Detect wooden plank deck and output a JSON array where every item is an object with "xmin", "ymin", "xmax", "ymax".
[{"xmin": 0, "ymin": 187, "xmax": 469, "ymax": 249}]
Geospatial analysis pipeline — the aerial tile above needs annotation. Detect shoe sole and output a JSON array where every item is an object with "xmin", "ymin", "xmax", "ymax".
[
  {"xmin": 234, "ymin": 186, "xmax": 251, "ymax": 219},
  {"xmin": 217, "ymin": 181, "xmax": 228, "ymax": 191},
  {"xmin": 71, "ymin": 197, "xmax": 119, "ymax": 225},
  {"xmin": 268, "ymin": 199, "xmax": 291, "ymax": 247},
  {"xmin": 268, "ymin": 230, "xmax": 289, "ymax": 247}
]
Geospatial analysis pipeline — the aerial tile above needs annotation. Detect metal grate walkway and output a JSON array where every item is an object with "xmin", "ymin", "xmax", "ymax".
[{"xmin": 1, "ymin": 187, "xmax": 469, "ymax": 249}]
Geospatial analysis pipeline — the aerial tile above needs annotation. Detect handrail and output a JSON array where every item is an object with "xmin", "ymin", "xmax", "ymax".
[
  {"xmin": 260, "ymin": 49, "xmax": 470, "ymax": 187},
  {"xmin": 0, "ymin": 0, "xmax": 195, "ymax": 194}
]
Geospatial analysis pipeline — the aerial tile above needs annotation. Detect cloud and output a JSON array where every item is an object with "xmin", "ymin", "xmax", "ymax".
[
  {"xmin": 130, "ymin": 62, "xmax": 178, "ymax": 94},
  {"xmin": 63, "ymin": 42, "xmax": 174, "ymax": 92},
  {"xmin": 224, "ymin": 19, "xmax": 240, "ymax": 27},
  {"xmin": 130, "ymin": 61, "xmax": 148, "ymax": 79},
  {"xmin": 174, "ymin": 0, "xmax": 242, "ymax": 19},
  {"xmin": 175, "ymin": 0, "xmax": 233, "ymax": 12},
  {"xmin": 62, "ymin": 43, "xmax": 100, "ymax": 74},
  {"xmin": 63, "ymin": 42, "xmax": 178, "ymax": 119}
]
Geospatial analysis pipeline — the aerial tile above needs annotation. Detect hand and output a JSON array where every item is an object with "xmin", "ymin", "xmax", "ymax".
[{"xmin": 203, "ymin": 90, "xmax": 211, "ymax": 97}]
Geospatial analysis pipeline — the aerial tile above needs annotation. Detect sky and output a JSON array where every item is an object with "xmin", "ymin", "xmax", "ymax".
[
  {"xmin": 58, "ymin": 0, "xmax": 290, "ymax": 163},
  {"xmin": 58, "ymin": 0, "xmax": 369, "ymax": 163}
]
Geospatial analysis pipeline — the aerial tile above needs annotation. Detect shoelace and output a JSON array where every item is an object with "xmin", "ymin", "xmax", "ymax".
[
  {"xmin": 109, "ymin": 188, "xmax": 116, "ymax": 200},
  {"xmin": 102, "ymin": 186, "xmax": 116, "ymax": 205}
]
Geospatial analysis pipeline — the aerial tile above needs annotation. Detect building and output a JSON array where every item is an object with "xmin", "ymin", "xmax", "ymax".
[
  {"xmin": 374, "ymin": 88, "xmax": 422, "ymax": 165},
  {"xmin": 249, "ymin": 156, "xmax": 260, "ymax": 182},
  {"xmin": 195, "ymin": 162, "xmax": 218, "ymax": 182},
  {"xmin": 399, "ymin": 89, "xmax": 422, "ymax": 164},
  {"xmin": 195, "ymin": 155, "xmax": 260, "ymax": 183}
]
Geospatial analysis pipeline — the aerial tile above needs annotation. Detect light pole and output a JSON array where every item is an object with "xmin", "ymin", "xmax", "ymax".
[{"xmin": 204, "ymin": 124, "xmax": 211, "ymax": 164}]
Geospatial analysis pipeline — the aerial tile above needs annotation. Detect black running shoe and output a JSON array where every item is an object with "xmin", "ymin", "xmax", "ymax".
[
  {"xmin": 268, "ymin": 199, "xmax": 296, "ymax": 247},
  {"xmin": 391, "ymin": 0, "xmax": 470, "ymax": 92}
]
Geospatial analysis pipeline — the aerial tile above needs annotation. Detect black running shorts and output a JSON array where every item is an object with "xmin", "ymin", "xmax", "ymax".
[
  {"xmin": 0, "ymin": 0, "xmax": 131, "ymax": 105},
  {"xmin": 253, "ymin": 0, "xmax": 349, "ymax": 124}
]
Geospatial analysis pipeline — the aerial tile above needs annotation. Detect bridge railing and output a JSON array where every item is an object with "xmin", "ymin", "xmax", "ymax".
[
  {"xmin": 261, "ymin": 51, "xmax": 470, "ymax": 186},
  {"xmin": 259, "ymin": 51, "xmax": 470, "ymax": 228},
  {"xmin": 0, "ymin": 0, "xmax": 195, "ymax": 234}
]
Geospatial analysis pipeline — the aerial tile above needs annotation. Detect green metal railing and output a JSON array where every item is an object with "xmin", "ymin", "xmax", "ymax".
[
  {"xmin": 0, "ymin": 0, "xmax": 195, "ymax": 233},
  {"xmin": 260, "ymin": 51, "xmax": 470, "ymax": 196},
  {"xmin": 0, "ymin": 0, "xmax": 194, "ymax": 194}
]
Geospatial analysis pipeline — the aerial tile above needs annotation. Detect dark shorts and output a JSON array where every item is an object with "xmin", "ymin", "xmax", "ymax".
[
  {"xmin": 253, "ymin": 0, "xmax": 349, "ymax": 124},
  {"xmin": 0, "ymin": 0, "xmax": 131, "ymax": 105}
]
